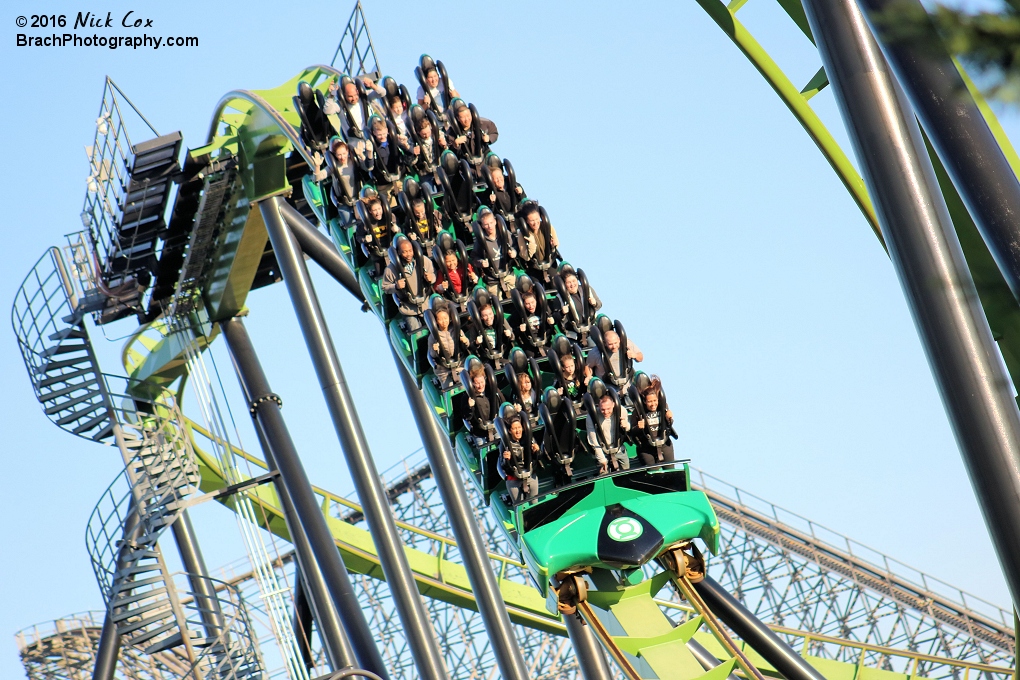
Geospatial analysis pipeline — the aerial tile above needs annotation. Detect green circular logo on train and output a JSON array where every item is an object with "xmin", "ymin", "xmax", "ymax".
[{"xmin": 607, "ymin": 517, "xmax": 643, "ymax": 542}]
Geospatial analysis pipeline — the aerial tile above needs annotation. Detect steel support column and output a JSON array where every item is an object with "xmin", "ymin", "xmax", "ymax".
[
  {"xmin": 293, "ymin": 570, "xmax": 317, "ymax": 671},
  {"xmin": 251, "ymin": 418, "xmax": 355, "ymax": 671},
  {"xmin": 220, "ymin": 317, "xmax": 382, "ymax": 676},
  {"xmin": 695, "ymin": 577, "xmax": 825, "ymax": 680},
  {"xmin": 862, "ymin": 0, "xmax": 1020, "ymax": 302},
  {"xmin": 802, "ymin": 0, "xmax": 1020, "ymax": 611},
  {"xmin": 171, "ymin": 510, "xmax": 225, "ymax": 638},
  {"xmin": 563, "ymin": 613, "xmax": 613, "ymax": 680},
  {"xmin": 280, "ymin": 201, "xmax": 365, "ymax": 303},
  {"xmin": 260, "ymin": 196, "xmax": 449, "ymax": 680},
  {"xmin": 391, "ymin": 347, "xmax": 530, "ymax": 680},
  {"xmin": 90, "ymin": 611, "xmax": 120, "ymax": 680}
]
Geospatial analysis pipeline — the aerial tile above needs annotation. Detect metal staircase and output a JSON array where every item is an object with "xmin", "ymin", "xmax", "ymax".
[
  {"xmin": 12, "ymin": 246, "xmax": 112, "ymax": 442},
  {"xmin": 82, "ymin": 381, "xmax": 264, "ymax": 679},
  {"xmin": 14, "ymin": 241, "xmax": 264, "ymax": 679},
  {"xmin": 85, "ymin": 382, "xmax": 201, "ymax": 657}
]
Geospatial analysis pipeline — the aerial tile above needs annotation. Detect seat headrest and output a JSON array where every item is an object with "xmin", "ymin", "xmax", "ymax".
[
  {"xmin": 543, "ymin": 387, "xmax": 562, "ymax": 411},
  {"xmin": 588, "ymin": 378, "xmax": 609, "ymax": 402},
  {"xmin": 297, "ymin": 81, "xmax": 315, "ymax": 104},
  {"xmin": 410, "ymin": 104, "xmax": 427, "ymax": 126},
  {"xmin": 440, "ymin": 149, "xmax": 459, "ymax": 173},
  {"xmin": 508, "ymin": 348, "xmax": 528, "ymax": 373},
  {"xmin": 552, "ymin": 335, "xmax": 572, "ymax": 358},
  {"xmin": 403, "ymin": 177, "xmax": 420, "ymax": 197},
  {"xmin": 472, "ymin": 287, "xmax": 492, "ymax": 308}
]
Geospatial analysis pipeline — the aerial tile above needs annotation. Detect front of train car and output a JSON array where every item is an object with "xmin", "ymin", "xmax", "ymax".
[{"xmin": 511, "ymin": 462, "xmax": 719, "ymax": 606}]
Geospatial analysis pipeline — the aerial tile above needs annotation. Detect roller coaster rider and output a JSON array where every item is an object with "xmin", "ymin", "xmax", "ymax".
[
  {"xmin": 397, "ymin": 178, "xmax": 442, "ymax": 251},
  {"xmin": 330, "ymin": 74, "xmax": 383, "ymax": 141},
  {"xmin": 549, "ymin": 335, "xmax": 591, "ymax": 409},
  {"xmin": 447, "ymin": 99, "xmax": 499, "ymax": 176},
  {"xmin": 432, "ymin": 233, "xmax": 478, "ymax": 310},
  {"xmin": 460, "ymin": 358, "xmax": 501, "ymax": 447},
  {"xmin": 588, "ymin": 321, "xmax": 643, "ymax": 395},
  {"xmin": 508, "ymin": 355, "xmax": 541, "ymax": 429},
  {"xmin": 379, "ymin": 75, "xmax": 413, "ymax": 143},
  {"xmin": 495, "ymin": 405, "xmax": 539, "ymax": 504},
  {"xmin": 415, "ymin": 54, "xmax": 459, "ymax": 119},
  {"xmin": 482, "ymin": 154, "xmax": 524, "ymax": 223},
  {"xmin": 409, "ymin": 106, "xmax": 446, "ymax": 190},
  {"xmin": 471, "ymin": 207, "xmax": 517, "ymax": 299},
  {"xmin": 355, "ymin": 191, "xmax": 400, "ymax": 274},
  {"xmin": 464, "ymin": 288, "xmax": 514, "ymax": 368},
  {"xmin": 326, "ymin": 138, "xmax": 360, "ymax": 226},
  {"xmin": 510, "ymin": 276, "xmax": 556, "ymax": 358},
  {"xmin": 426, "ymin": 297, "xmax": 471, "ymax": 390},
  {"xmin": 584, "ymin": 380, "xmax": 631, "ymax": 474},
  {"xmin": 553, "ymin": 264, "xmax": 601, "ymax": 345},
  {"xmin": 516, "ymin": 201, "xmax": 560, "ymax": 285},
  {"xmin": 628, "ymin": 374, "xmax": 677, "ymax": 467},
  {"xmin": 368, "ymin": 115, "xmax": 413, "ymax": 204},
  {"xmin": 381, "ymin": 234, "xmax": 436, "ymax": 332}
]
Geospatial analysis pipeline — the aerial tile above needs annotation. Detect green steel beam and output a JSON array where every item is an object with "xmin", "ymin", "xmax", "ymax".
[{"xmin": 695, "ymin": 0, "xmax": 883, "ymax": 247}]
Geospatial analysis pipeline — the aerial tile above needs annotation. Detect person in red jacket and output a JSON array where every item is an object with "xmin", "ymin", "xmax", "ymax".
[{"xmin": 434, "ymin": 247, "xmax": 478, "ymax": 307}]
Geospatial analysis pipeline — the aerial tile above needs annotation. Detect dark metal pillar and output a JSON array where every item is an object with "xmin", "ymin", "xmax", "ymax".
[
  {"xmin": 802, "ymin": 0, "xmax": 1020, "ymax": 611},
  {"xmin": 220, "ymin": 317, "xmax": 386, "ymax": 677},
  {"xmin": 862, "ymin": 0, "xmax": 1020, "ymax": 302},
  {"xmin": 251, "ymin": 416, "xmax": 355, "ymax": 671},
  {"xmin": 293, "ymin": 571, "xmax": 316, "ymax": 671},
  {"xmin": 563, "ymin": 614, "xmax": 613, "ymax": 680},
  {"xmin": 695, "ymin": 578, "xmax": 825, "ymax": 680},
  {"xmin": 280, "ymin": 201, "xmax": 365, "ymax": 303},
  {"xmin": 171, "ymin": 510, "xmax": 225, "ymax": 638},
  {"xmin": 392, "ymin": 347, "xmax": 530, "ymax": 680},
  {"xmin": 91, "ymin": 612, "xmax": 120, "ymax": 680},
  {"xmin": 260, "ymin": 195, "xmax": 449, "ymax": 680}
]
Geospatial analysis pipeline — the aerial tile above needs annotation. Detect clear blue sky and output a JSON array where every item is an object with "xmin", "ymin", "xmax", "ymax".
[{"xmin": 0, "ymin": 1, "xmax": 1014, "ymax": 677}]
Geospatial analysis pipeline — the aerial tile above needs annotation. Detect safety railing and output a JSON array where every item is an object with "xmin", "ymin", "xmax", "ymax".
[
  {"xmin": 173, "ymin": 573, "xmax": 266, "ymax": 680},
  {"xmin": 691, "ymin": 467, "xmax": 1014, "ymax": 634},
  {"xmin": 185, "ymin": 422, "xmax": 533, "ymax": 589},
  {"xmin": 11, "ymin": 246, "xmax": 113, "ymax": 442},
  {"xmin": 652, "ymin": 597, "xmax": 1013, "ymax": 680},
  {"xmin": 15, "ymin": 610, "xmax": 192, "ymax": 680}
]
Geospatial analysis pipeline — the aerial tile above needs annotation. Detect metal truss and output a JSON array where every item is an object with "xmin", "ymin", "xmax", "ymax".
[
  {"xmin": 329, "ymin": 1, "xmax": 380, "ymax": 79},
  {"xmin": 693, "ymin": 469, "xmax": 1015, "ymax": 673}
]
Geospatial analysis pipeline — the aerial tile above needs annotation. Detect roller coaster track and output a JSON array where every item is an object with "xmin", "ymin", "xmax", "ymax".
[{"xmin": 13, "ymin": 14, "xmax": 1020, "ymax": 678}]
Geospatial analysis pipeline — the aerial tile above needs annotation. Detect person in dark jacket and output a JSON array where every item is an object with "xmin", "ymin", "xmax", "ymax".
[
  {"xmin": 462, "ymin": 362, "xmax": 498, "ymax": 446},
  {"xmin": 471, "ymin": 207, "xmax": 517, "ymax": 298},
  {"xmin": 427, "ymin": 300, "xmax": 470, "ymax": 390},
  {"xmin": 629, "ymin": 376, "xmax": 676, "ymax": 467},
  {"xmin": 447, "ymin": 99, "xmax": 498, "ymax": 173},
  {"xmin": 497, "ymin": 408, "xmax": 539, "ymax": 503}
]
